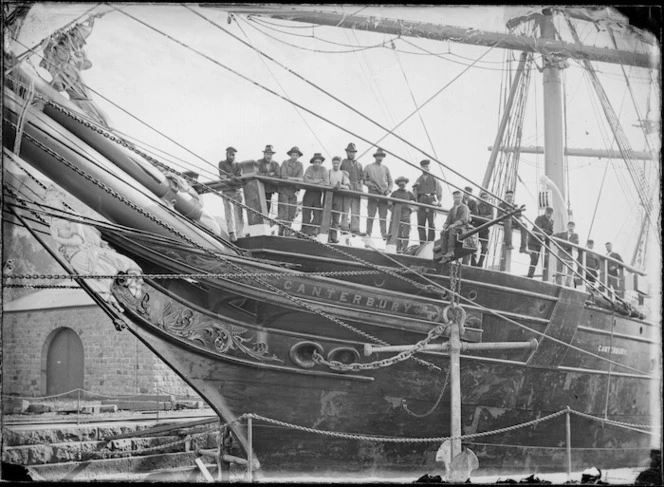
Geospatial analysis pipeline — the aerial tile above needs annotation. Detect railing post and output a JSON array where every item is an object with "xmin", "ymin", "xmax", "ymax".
[
  {"xmin": 318, "ymin": 190, "xmax": 334, "ymax": 243},
  {"xmin": 601, "ymin": 257, "xmax": 609, "ymax": 296},
  {"xmin": 246, "ymin": 415, "xmax": 254, "ymax": 482},
  {"xmin": 566, "ymin": 406, "xmax": 572, "ymax": 481},
  {"xmin": 544, "ymin": 245, "xmax": 555, "ymax": 282},
  {"xmin": 77, "ymin": 388, "xmax": 80, "ymax": 426}
]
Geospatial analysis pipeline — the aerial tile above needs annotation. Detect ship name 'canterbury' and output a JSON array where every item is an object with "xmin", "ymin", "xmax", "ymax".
[
  {"xmin": 597, "ymin": 345, "xmax": 627, "ymax": 356},
  {"xmin": 280, "ymin": 279, "xmax": 439, "ymax": 318}
]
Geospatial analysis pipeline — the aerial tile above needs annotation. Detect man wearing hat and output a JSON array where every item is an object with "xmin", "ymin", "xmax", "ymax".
[
  {"xmin": 328, "ymin": 156, "xmax": 351, "ymax": 243},
  {"xmin": 440, "ymin": 190, "xmax": 471, "ymax": 259},
  {"xmin": 278, "ymin": 147, "xmax": 304, "ymax": 236},
  {"xmin": 462, "ymin": 186, "xmax": 478, "ymax": 215},
  {"xmin": 389, "ymin": 177, "xmax": 416, "ymax": 253},
  {"xmin": 471, "ymin": 190, "xmax": 494, "ymax": 268},
  {"xmin": 363, "ymin": 148, "xmax": 393, "ymax": 239},
  {"xmin": 499, "ymin": 190, "xmax": 528, "ymax": 253},
  {"xmin": 218, "ymin": 146, "xmax": 244, "ymax": 241},
  {"xmin": 604, "ymin": 241, "xmax": 624, "ymax": 299},
  {"xmin": 526, "ymin": 206, "xmax": 554, "ymax": 278},
  {"xmin": 553, "ymin": 220, "xmax": 580, "ymax": 287},
  {"xmin": 340, "ymin": 142, "xmax": 364, "ymax": 234},
  {"xmin": 257, "ymin": 145, "xmax": 280, "ymax": 215},
  {"xmin": 301, "ymin": 152, "xmax": 330, "ymax": 236},
  {"xmin": 412, "ymin": 159, "xmax": 442, "ymax": 245}
]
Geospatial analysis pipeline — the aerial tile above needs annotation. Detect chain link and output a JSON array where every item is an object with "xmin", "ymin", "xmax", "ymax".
[
  {"xmin": 312, "ymin": 324, "xmax": 448, "ymax": 372},
  {"xmin": 3, "ymin": 270, "xmax": 391, "ymax": 281},
  {"xmin": 3, "ymin": 283, "xmax": 81, "ymax": 289}
]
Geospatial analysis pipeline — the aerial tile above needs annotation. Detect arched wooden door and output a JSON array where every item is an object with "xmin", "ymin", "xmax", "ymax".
[{"xmin": 46, "ymin": 328, "xmax": 84, "ymax": 395}]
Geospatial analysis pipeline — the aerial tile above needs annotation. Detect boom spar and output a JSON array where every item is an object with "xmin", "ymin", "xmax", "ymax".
[{"xmin": 210, "ymin": 5, "xmax": 658, "ymax": 69}]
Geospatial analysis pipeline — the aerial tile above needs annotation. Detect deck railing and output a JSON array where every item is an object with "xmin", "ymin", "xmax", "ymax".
[{"xmin": 198, "ymin": 169, "xmax": 646, "ymax": 298}]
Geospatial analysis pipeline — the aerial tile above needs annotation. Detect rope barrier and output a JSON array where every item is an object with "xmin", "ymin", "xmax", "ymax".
[
  {"xmin": 569, "ymin": 409, "xmax": 659, "ymax": 433},
  {"xmin": 1, "ymin": 387, "xmax": 203, "ymax": 402},
  {"xmin": 240, "ymin": 409, "xmax": 570, "ymax": 443}
]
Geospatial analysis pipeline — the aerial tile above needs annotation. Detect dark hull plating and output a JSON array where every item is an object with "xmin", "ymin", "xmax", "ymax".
[{"xmin": 114, "ymin": 278, "xmax": 654, "ymax": 476}]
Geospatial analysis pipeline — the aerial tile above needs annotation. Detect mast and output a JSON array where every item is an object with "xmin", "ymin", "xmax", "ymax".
[{"xmin": 539, "ymin": 11, "xmax": 567, "ymax": 232}]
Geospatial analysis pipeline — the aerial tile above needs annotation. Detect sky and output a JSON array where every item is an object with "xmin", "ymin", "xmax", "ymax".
[{"xmin": 9, "ymin": 3, "xmax": 661, "ymax": 284}]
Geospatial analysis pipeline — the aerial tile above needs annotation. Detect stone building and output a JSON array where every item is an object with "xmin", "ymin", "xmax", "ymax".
[{"xmin": 2, "ymin": 286, "xmax": 198, "ymax": 401}]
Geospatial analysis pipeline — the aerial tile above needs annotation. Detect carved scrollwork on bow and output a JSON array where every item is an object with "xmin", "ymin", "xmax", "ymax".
[{"xmin": 112, "ymin": 282, "xmax": 281, "ymax": 363}]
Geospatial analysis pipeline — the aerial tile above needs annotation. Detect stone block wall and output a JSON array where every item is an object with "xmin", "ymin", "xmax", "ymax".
[{"xmin": 2, "ymin": 305, "xmax": 197, "ymax": 399}]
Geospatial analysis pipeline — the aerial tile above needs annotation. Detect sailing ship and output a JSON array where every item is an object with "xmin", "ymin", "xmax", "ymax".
[{"xmin": 3, "ymin": 4, "xmax": 660, "ymax": 479}]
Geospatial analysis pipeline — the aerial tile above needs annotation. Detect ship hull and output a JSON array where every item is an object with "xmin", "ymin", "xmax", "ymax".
[{"xmin": 113, "ymin": 278, "xmax": 655, "ymax": 477}]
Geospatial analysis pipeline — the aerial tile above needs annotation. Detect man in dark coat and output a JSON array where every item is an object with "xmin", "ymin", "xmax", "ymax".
[
  {"xmin": 553, "ymin": 221, "xmax": 580, "ymax": 287},
  {"xmin": 413, "ymin": 159, "xmax": 443, "ymax": 245},
  {"xmin": 440, "ymin": 190, "xmax": 471, "ymax": 259},
  {"xmin": 471, "ymin": 190, "xmax": 494, "ymax": 267},
  {"xmin": 340, "ymin": 142, "xmax": 364, "ymax": 234},
  {"xmin": 499, "ymin": 190, "xmax": 528, "ymax": 253},
  {"xmin": 278, "ymin": 146, "xmax": 304, "ymax": 236},
  {"xmin": 604, "ymin": 241, "xmax": 624, "ymax": 299},
  {"xmin": 218, "ymin": 146, "xmax": 244, "ymax": 241},
  {"xmin": 389, "ymin": 177, "xmax": 416, "ymax": 253},
  {"xmin": 583, "ymin": 239, "xmax": 601, "ymax": 287},
  {"xmin": 526, "ymin": 207, "xmax": 554, "ymax": 278},
  {"xmin": 256, "ymin": 145, "xmax": 280, "ymax": 214}
]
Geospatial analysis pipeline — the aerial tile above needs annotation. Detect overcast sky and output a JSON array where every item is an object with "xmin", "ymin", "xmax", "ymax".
[{"xmin": 10, "ymin": 4, "xmax": 661, "ymax": 287}]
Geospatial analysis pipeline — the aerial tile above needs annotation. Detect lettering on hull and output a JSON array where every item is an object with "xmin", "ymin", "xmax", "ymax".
[{"xmin": 597, "ymin": 345, "xmax": 627, "ymax": 356}]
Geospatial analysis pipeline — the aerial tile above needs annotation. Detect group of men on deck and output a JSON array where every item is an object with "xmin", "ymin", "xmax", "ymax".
[
  {"xmin": 217, "ymin": 143, "xmax": 624, "ymax": 297},
  {"xmin": 495, "ymin": 193, "xmax": 624, "ymax": 297},
  {"xmin": 218, "ymin": 143, "xmax": 450, "ymax": 248}
]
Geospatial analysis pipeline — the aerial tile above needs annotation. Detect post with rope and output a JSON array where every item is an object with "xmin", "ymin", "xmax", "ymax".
[
  {"xmin": 449, "ymin": 301, "xmax": 462, "ymax": 468},
  {"xmin": 566, "ymin": 406, "xmax": 572, "ymax": 481},
  {"xmin": 247, "ymin": 414, "xmax": 254, "ymax": 482}
]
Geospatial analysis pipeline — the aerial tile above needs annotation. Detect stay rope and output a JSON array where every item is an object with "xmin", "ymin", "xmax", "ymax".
[{"xmin": 5, "ymin": 112, "xmax": 648, "ymax": 374}]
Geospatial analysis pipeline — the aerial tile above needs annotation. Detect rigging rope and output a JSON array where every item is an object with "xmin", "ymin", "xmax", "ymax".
[
  {"xmin": 393, "ymin": 47, "xmax": 442, "ymax": 168},
  {"xmin": 8, "ymin": 7, "xmax": 643, "ymax": 317},
  {"xmin": 120, "ymin": 5, "xmax": 516, "ymax": 216},
  {"xmin": 564, "ymin": 16, "xmax": 657, "ymax": 243},
  {"xmin": 3, "ymin": 134, "xmax": 441, "ymax": 371},
  {"xmin": 9, "ymin": 34, "xmax": 633, "ymax": 315},
  {"xmin": 234, "ymin": 16, "xmax": 331, "ymax": 157}
]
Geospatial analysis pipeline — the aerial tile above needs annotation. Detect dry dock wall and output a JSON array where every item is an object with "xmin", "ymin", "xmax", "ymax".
[{"xmin": 2, "ymin": 288, "xmax": 197, "ymax": 400}]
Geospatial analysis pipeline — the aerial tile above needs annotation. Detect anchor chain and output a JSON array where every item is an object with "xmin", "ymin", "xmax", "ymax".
[
  {"xmin": 402, "ymin": 367, "xmax": 451, "ymax": 418},
  {"xmin": 311, "ymin": 322, "xmax": 449, "ymax": 372}
]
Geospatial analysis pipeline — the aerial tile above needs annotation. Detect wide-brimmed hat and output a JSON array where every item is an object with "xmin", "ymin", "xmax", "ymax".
[
  {"xmin": 287, "ymin": 146, "xmax": 303, "ymax": 157},
  {"xmin": 419, "ymin": 159, "xmax": 431, "ymax": 166},
  {"xmin": 226, "ymin": 146, "xmax": 237, "ymax": 154},
  {"xmin": 345, "ymin": 143, "xmax": 357, "ymax": 152},
  {"xmin": 373, "ymin": 148, "xmax": 387, "ymax": 158},
  {"xmin": 395, "ymin": 176, "xmax": 409, "ymax": 184},
  {"xmin": 263, "ymin": 145, "xmax": 275, "ymax": 154},
  {"xmin": 310, "ymin": 152, "xmax": 325, "ymax": 163}
]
